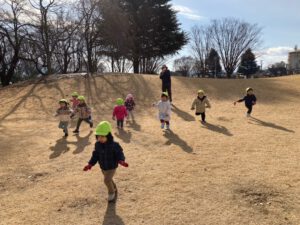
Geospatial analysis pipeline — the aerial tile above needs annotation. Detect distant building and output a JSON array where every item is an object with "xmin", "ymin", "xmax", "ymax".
[{"xmin": 288, "ymin": 49, "xmax": 300, "ymax": 73}]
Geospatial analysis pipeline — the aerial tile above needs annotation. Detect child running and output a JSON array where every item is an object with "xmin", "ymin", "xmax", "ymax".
[
  {"xmin": 234, "ymin": 87, "xmax": 257, "ymax": 117},
  {"xmin": 72, "ymin": 95, "xmax": 93, "ymax": 133},
  {"xmin": 83, "ymin": 121, "xmax": 128, "ymax": 203},
  {"xmin": 54, "ymin": 99, "xmax": 73, "ymax": 137},
  {"xmin": 125, "ymin": 94, "xmax": 135, "ymax": 122},
  {"xmin": 191, "ymin": 90, "xmax": 211, "ymax": 123},
  {"xmin": 113, "ymin": 98, "xmax": 128, "ymax": 129},
  {"xmin": 153, "ymin": 92, "xmax": 171, "ymax": 130},
  {"xmin": 70, "ymin": 92, "xmax": 80, "ymax": 110}
]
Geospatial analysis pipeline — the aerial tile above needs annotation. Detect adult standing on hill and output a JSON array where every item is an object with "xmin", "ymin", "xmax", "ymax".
[{"xmin": 160, "ymin": 65, "xmax": 172, "ymax": 102}]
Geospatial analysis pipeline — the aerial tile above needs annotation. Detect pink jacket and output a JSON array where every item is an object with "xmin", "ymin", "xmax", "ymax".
[{"xmin": 113, "ymin": 105, "xmax": 128, "ymax": 120}]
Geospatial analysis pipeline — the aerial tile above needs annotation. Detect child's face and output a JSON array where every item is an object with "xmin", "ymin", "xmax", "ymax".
[
  {"xmin": 198, "ymin": 93, "xmax": 204, "ymax": 98},
  {"xmin": 72, "ymin": 96, "xmax": 77, "ymax": 99},
  {"xmin": 161, "ymin": 96, "xmax": 168, "ymax": 101},
  {"xmin": 79, "ymin": 100, "xmax": 85, "ymax": 104},
  {"xmin": 97, "ymin": 135, "xmax": 108, "ymax": 143},
  {"xmin": 247, "ymin": 90, "xmax": 254, "ymax": 95},
  {"xmin": 59, "ymin": 103, "xmax": 66, "ymax": 107}
]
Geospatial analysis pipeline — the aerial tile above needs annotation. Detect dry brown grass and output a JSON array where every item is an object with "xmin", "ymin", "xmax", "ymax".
[{"xmin": 0, "ymin": 74, "xmax": 299, "ymax": 225}]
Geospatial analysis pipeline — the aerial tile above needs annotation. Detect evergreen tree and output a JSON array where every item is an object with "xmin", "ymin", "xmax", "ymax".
[
  {"xmin": 238, "ymin": 48, "xmax": 259, "ymax": 77},
  {"xmin": 99, "ymin": 0, "xmax": 188, "ymax": 73},
  {"xmin": 205, "ymin": 48, "xmax": 221, "ymax": 77}
]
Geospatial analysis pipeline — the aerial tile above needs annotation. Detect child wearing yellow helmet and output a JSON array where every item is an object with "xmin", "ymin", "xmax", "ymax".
[
  {"xmin": 83, "ymin": 121, "xmax": 128, "ymax": 203},
  {"xmin": 234, "ymin": 87, "xmax": 257, "ymax": 117},
  {"xmin": 191, "ymin": 90, "xmax": 211, "ymax": 123},
  {"xmin": 153, "ymin": 92, "xmax": 171, "ymax": 129},
  {"xmin": 112, "ymin": 98, "xmax": 128, "ymax": 129},
  {"xmin": 72, "ymin": 95, "xmax": 93, "ymax": 133},
  {"xmin": 54, "ymin": 99, "xmax": 73, "ymax": 137}
]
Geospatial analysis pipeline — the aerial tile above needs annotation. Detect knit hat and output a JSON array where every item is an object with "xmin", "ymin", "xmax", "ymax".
[
  {"xmin": 198, "ymin": 90, "xmax": 205, "ymax": 95},
  {"xmin": 77, "ymin": 95, "xmax": 85, "ymax": 101},
  {"xmin": 246, "ymin": 87, "xmax": 253, "ymax": 93},
  {"xmin": 161, "ymin": 92, "xmax": 168, "ymax": 97},
  {"xmin": 59, "ymin": 99, "xmax": 68, "ymax": 104},
  {"xmin": 116, "ymin": 98, "xmax": 124, "ymax": 105},
  {"xmin": 71, "ymin": 92, "xmax": 79, "ymax": 97},
  {"xmin": 126, "ymin": 94, "xmax": 134, "ymax": 100},
  {"xmin": 95, "ymin": 121, "xmax": 112, "ymax": 136}
]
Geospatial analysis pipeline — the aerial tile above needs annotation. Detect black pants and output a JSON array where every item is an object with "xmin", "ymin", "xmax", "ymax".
[
  {"xmin": 246, "ymin": 105, "xmax": 253, "ymax": 114},
  {"xmin": 76, "ymin": 118, "xmax": 92, "ymax": 130},
  {"xmin": 162, "ymin": 84, "xmax": 172, "ymax": 102},
  {"xmin": 117, "ymin": 120, "xmax": 124, "ymax": 128},
  {"xmin": 196, "ymin": 112, "xmax": 206, "ymax": 122}
]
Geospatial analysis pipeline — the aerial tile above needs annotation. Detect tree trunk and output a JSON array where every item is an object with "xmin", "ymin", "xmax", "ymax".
[{"xmin": 133, "ymin": 57, "xmax": 139, "ymax": 74}]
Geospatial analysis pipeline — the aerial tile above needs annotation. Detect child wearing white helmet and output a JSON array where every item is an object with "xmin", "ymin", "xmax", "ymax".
[
  {"xmin": 153, "ymin": 92, "xmax": 172, "ymax": 130},
  {"xmin": 54, "ymin": 99, "xmax": 73, "ymax": 137},
  {"xmin": 83, "ymin": 121, "xmax": 128, "ymax": 203},
  {"xmin": 191, "ymin": 90, "xmax": 211, "ymax": 123},
  {"xmin": 234, "ymin": 87, "xmax": 257, "ymax": 117},
  {"xmin": 72, "ymin": 95, "xmax": 93, "ymax": 133},
  {"xmin": 125, "ymin": 94, "xmax": 136, "ymax": 122}
]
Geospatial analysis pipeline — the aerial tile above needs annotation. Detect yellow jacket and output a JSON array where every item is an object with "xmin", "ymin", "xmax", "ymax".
[{"xmin": 191, "ymin": 96, "xmax": 211, "ymax": 113}]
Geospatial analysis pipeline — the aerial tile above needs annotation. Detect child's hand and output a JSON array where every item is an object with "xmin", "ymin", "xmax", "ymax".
[
  {"xmin": 118, "ymin": 161, "xmax": 129, "ymax": 167},
  {"xmin": 252, "ymin": 101, "xmax": 256, "ymax": 105},
  {"xmin": 83, "ymin": 164, "xmax": 92, "ymax": 171}
]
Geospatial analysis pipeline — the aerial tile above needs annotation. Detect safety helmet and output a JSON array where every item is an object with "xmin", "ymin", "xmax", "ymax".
[
  {"xmin": 71, "ymin": 92, "xmax": 79, "ymax": 97},
  {"xmin": 95, "ymin": 121, "xmax": 112, "ymax": 136},
  {"xmin": 77, "ymin": 95, "xmax": 85, "ymax": 101},
  {"xmin": 116, "ymin": 98, "xmax": 124, "ymax": 105}
]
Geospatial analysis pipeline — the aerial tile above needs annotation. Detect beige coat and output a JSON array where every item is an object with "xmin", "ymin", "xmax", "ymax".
[{"xmin": 191, "ymin": 96, "xmax": 211, "ymax": 113}]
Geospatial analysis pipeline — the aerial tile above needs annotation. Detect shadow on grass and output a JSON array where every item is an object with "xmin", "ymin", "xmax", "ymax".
[
  {"xmin": 249, "ymin": 117, "xmax": 295, "ymax": 133},
  {"xmin": 102, "ymin": 192, "xmax": 124, "ymax": 225},
  {"xmin": 49, "ymin": 138, "xmax": 70, "ymax": 159},
  {"xmin": 202, "ymin": 122, "xmax": 233, "ymax": 136},
  {"xmin": 163, "ymin": 130, "xmax": 193, "ymax": 153},
  {"xmin": 172, "ymin": 104, "xmax": 195, "ymax": 122},
  {"xmin": 114, "ymin": 129, "xmax": 132, "ymax": 143}
]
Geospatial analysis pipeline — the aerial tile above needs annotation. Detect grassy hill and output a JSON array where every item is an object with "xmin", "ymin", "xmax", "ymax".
[{"xmin": 0, "ymin": 74, "xmax": 299, "ymax": 225}]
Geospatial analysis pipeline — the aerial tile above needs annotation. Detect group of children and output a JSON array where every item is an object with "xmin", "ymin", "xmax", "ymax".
[{"xmin": 54, "ymin": 87, "xmax": 257, "ymax": 203}]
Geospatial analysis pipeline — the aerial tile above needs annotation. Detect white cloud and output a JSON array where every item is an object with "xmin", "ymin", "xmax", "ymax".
[
  {"xmin": 172, "ymin": 5, "xmax": 205, "ymax": 21},
  {"xmin": 256, "ymin": 46, "xmax": 293, "ymax": 67}
]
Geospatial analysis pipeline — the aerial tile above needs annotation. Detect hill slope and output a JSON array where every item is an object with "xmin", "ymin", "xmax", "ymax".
[{"xmin": 0, "ymin": 74, "xmax": 299, "ymax": 225}]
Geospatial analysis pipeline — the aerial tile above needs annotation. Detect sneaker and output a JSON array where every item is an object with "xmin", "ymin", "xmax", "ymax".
[
  {"xmin": 166, "ymin": 125, "xmax": 170, "ymax": 130},
  {"xmin": 90, "ymin": 122, "xmax": 93, "ymax": 128},
  {"xmin": 246, "ymin": 113, "xmax": 250, "ymax": 117},
  {"xmin": 64, "ymin": 133, "xmax": 68, "ymax": 137},
  {"xmin": 73, "ymin": 130, "xmax": 79, "ymax": 134},
  {"xmin": 108, "ymin": 192, "xmax": 116, "ymax": 202},
  {"xmin": 161, "ymin": 123, "xmax": 165, "ymax": 129}
]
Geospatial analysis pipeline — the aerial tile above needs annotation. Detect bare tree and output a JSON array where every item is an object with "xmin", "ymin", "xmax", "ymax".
[
  {"xmin": 190, "ymin": 25, "xmax": 212, "ymax": 76},
  {"xmin": 173, "ymin": 56, "xmax": 194, "ymax": 77},
  {"xmin": 76, "ymin": 0, "xmax": 102, "ymax": 74},
  {"xmin": 210, "ymin": 18, "xmax": 262, "ymax": 77},
  {"xmin": 0, "ymin": 0, "xmax": 28, "ymax": 86}
]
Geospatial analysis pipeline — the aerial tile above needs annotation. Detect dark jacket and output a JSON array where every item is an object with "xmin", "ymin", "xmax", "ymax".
[
  {"xmin": 88, "ymin": 141, "xmax": 125, "ymax": 171},
  {"xmin": 160, "ymin": 70, "xmax": 171, "ymax": 85},
  {"xmin": 125, "ymin": 99, "xmax": 135, "ymax": 111},
  {"xmin": 238, "ymin": 94, "xmax": 257, "ymax": 107}
]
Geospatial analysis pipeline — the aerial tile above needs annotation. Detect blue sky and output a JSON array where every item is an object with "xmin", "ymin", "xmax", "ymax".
[{"xmin": 171, "ymin": 0, "xmax": 300, "ymax": 68}]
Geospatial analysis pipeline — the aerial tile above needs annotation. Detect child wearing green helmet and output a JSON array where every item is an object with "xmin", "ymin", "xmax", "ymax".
[
  {"xmin": 54, "ymin": 99, "xmax": 73, "ymax": 137},
  {"xmin": 153, "ymin": 92, "xmax": 171, "ymax": 130},
  {"xmin": 112, "ymin": 98, "xmax": 128, "ymax": 129},
  {"xmin": 70, "ymin": 92, "xmax": 80, "ymax": 110},
  {"xmin": 72, "ymin": 95, "xmax": 93, "ymax": 133},
  {"xmin": 191, "ymin": 90, "xmax": 211, "ymax": 123},
  {"xmin": 83, "ymin": 121, "xmax": 128, "ymax": 203},
  {"xmin": 234, "ymin": 87, "xmax": 257, "ymax": 117}
]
